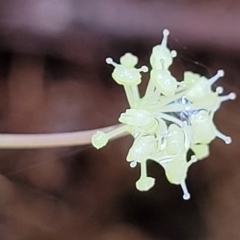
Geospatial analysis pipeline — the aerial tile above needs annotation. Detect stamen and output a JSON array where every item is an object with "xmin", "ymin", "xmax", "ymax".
[
  {"xmin": 208, "ymin": 69, "xmax": 224, "ymax": 85},
  {"xmin": 161, "ymin": 29, "xmax": 170, "ymax": 47},
  {"xmin": 136, "ymin": 160, "xmax": 155, "ymax": 191},
  {"xmin": 106, "ymin": 57, "xmax": 117, "ymax": 67},
  {"xmin": 219, "ymin": 92, "xmax": 237, "ymax": 102},
  {"xmin": 217, "ymin": 69, "xmax": 225, "ymax": 77},
  {"xmin": 181, "ymin": 181, "xmax": 191, "ymax": 200},
  {"xmin": 216, "ymin": 130, "xmax": 232, "ymax": 144}
]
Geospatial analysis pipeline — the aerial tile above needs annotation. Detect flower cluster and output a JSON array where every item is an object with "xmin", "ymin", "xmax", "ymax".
[{"xmin": 91, "ymin": 29, "xmax": 236, "ymax": 200}]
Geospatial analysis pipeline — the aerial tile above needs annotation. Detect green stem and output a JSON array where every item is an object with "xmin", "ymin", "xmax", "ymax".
[
  {"xmin": 124, "ymin": 85, "xmax": 140, "ymax": 108},
  {"xmin": 107, "ymin": 125, "xmax": 128, "ymax": 139}
]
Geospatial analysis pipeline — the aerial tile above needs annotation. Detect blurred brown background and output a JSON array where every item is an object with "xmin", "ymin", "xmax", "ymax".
[{"xmin": 0, "ymin": 0, "xmax": 239, "ymax": 239}]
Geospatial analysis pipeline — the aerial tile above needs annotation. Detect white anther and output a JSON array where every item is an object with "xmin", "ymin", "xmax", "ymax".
[
  {"xmin": 140, "ymin": 66, "xmax": 149, "ymax": 73},
  {"xmin": 163, "ymin": 29, "xmax": 170, "ymax": 37},
  {"xmin": 106, "ymin": 57, "xmax": 113, "ymax": 64},
  {"xmin": 218, "ymin": 69, "xmax": 225, "ymax": 77},
  {"xmin": 130, "ymin": 161, "xmax": 137, "ymax": 168},
  {"xmin": 171, "ymin": 50, "xmax": 177, "ymax": 58},
  {"xmin": 183, "ymin": 192, "xmax": 191, "ymax": 200},
  {"xmin": 229, "ymin": 92, "xmax": 237, "ymax": 100},
  {"xmin": 224, "ymin": 136, "xmax": 232, "ymax": 144},
  {"xmin": 216, "ymin": 86, "xmax": 224, "ymax": 94}
]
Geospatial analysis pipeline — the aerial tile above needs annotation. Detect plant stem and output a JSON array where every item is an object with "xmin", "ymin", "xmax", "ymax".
[{"xmin": 0, "ymin": 124, "xmax": 126, "ymax": 149}]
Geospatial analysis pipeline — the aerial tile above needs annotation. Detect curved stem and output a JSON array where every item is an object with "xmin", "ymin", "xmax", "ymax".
[{"xmin": 157, "ymin": 113, "xmax": 184, "ymax": 127}]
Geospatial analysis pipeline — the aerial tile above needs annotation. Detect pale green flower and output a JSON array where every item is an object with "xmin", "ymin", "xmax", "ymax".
[{"xmin": 92, "ymin": 29, "xmax": 236, "ymax": 200}]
